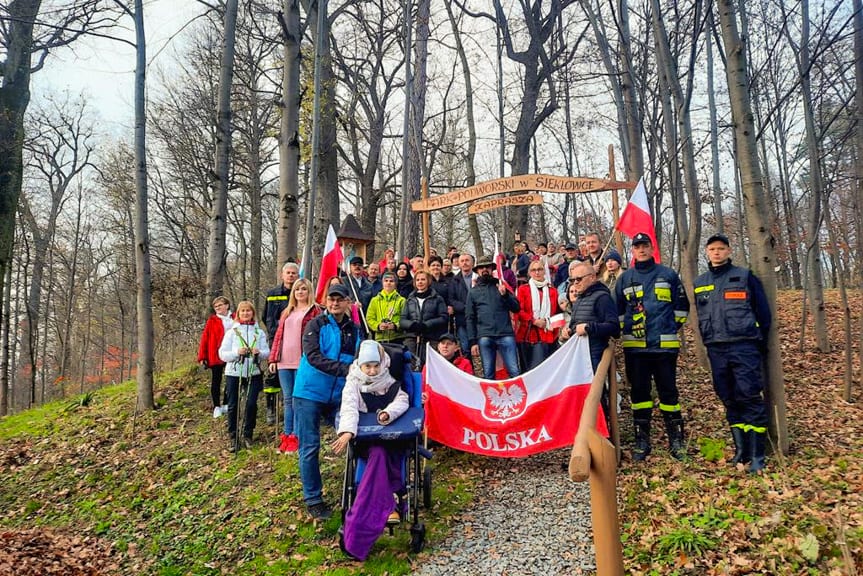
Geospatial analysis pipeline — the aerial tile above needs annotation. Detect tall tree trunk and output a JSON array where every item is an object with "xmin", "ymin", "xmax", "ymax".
[
  {"xmin": 277, "ymin": 1, "xmax": 301, "ymax": 269},
  {"xmin": 133, "ymin": 0, "xmax": 155, "ymax": 411},
  {"xmin": 205, "ymin": 0, "xmax": 239, "ymax": 301},
  {"xmin": 444, "ymin": 0, "xmax": 482, "ymax": 257},
  {"xmin": 706, "ymin": 10, "xmax": 724, "ymax": 233},
  {"xmin": 0, "ymin": 242, "xmax": 12, "ymax": 415},
  {"xmin": 718, "ymin": 0, "xmax": 788, "ymax": 455},
  {"xmin": 0, "ymin": 0, "xmax": 40, "ymax": 376},
  {"xmin": 854, "ymin": 0, "xmax": 863, "ymax": 391},
  {"xmin": 617, "ymin": 0, "xmax": 644, "ymax": 179},
  {"xmin": 795, "ymin": 0, "xmax": 830, "ymax": 352},
  {"xmin": 406, "ymin": 0, "xmax": 430, "ymax": 257}
]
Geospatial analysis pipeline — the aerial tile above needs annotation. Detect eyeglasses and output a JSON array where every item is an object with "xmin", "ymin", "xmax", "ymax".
[
  {"xmin": 529, "ymin": 268, "xmax": 544, "ymax": 273},
  {"xmin": 571, "ymin": 274, "xmax": 594, "ymax": 283}
]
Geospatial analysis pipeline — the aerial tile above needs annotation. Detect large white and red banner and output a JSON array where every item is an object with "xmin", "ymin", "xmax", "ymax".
[{"xmin": 425, "ymin": 337, "xmax": 607, "ymax": 458}]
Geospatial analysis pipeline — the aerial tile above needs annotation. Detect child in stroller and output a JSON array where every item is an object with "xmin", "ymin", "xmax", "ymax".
[{"xmin": 332, "ymin": 340, "xmax": 410, "ymax": 560}]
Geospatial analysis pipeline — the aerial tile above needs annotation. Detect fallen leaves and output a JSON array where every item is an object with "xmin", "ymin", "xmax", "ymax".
[{"xmin": 0, "ymin": 529, "xmax": 117, "ymax": 576}]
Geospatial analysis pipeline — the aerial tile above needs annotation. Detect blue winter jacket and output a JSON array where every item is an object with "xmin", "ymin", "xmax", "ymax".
[{"xmin": 294, "ymin": 313, "xmax": 361, "ymax": 404}]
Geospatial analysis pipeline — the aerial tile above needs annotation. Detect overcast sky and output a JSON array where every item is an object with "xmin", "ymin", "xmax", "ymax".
[{"xmin": 32, "ymin": 0, "xmax": 206, "ymax": 134}]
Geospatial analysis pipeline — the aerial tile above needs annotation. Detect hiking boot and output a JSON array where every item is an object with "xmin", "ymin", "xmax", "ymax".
[
  {"xmin": 285, "ymin": 434, "xmax": 299, "ymax": 453},
  {"xmin": 632, "ymin": 418, "xmax": 651, "ymax": 462},
  {"xmin": 748, "ymin": 430, "xmax": 766, "ymax": 474},
  {"xmin": 308, "ymin": 501, "xmax": 332, "ymax": 520}
]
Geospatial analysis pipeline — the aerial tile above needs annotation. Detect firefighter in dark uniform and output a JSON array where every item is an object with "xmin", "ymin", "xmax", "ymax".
[
  {"xmin": 615, "ymin": 233, "xmax": 689, "ymax": 461},
  {"xmin": 262, "ymin": 262, "xmax": 298, "ymax": 424},
  {"xmin": 694, "ymin": 233, "xmax": 771, "ymax": 473}
]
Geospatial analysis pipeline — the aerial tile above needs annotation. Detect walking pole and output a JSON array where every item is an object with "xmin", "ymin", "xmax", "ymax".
[{"xmin": 237, "ymin": 354, "xmax": 248, "ymax": 454}]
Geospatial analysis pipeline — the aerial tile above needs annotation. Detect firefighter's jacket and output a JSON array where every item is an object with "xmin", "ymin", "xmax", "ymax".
[{"xmin": 615, "ymin": 258, "xmax": 688, "ymax": 351}]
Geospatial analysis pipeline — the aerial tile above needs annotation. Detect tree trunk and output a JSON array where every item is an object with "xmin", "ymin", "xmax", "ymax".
[
  {"xmin": 706, "ymin": 10, "xmax": 724, "ymax": 233},
  {"xmin": 407, "ymin": 0, "xmax": 430, "ymax": 257},
  {"xmin": 854, "ymin": 0, "xmax": 863, "ymax": 393},
  {"xmin": 205, "ymin": 0, "xmax": 239, "ymax": 301},
  {"xmin": 0, "ymin": 0, "xmax": 40, "ymax": 378},
  {"xmin": 277, "ymin": 1, "xmax": 301, "ymax": 269},
  {"xmin": 617, "ymin": 0, "xmax": 644, "ymax": 179},
  {"xmin": 718, "ymin": 0, "xmax": 788, "ymax": 455},
  {"xmin": 133, "ymin": 0, "xmax": 155, "ymax": 411},
  {"xmin": 0, "ymin": 242, "xmax": 12, "ymax": 415}
]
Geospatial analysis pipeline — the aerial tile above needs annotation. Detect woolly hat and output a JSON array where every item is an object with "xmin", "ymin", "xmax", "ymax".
[
  {"xmin": 357, "ymin": 340, "xmax": 381, "ymax": 365},
  {"xmin": 605, "ymin": 250, "xmax": 623, "ymax": 265}
]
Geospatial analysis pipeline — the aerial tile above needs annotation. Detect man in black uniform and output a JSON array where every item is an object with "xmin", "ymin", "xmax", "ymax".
[
  {"xmin": 262, "ymin": 262, "xmax": 298, "ymax": 424},
  {"xmin": 694, "ymin": 233, "xmax": 772, "ymax": 473}
]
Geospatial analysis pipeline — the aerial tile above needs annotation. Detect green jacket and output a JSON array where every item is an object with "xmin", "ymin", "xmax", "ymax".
[{"xmin": 366, "ymin": 290, "xmax": 406, "ymax": 342}]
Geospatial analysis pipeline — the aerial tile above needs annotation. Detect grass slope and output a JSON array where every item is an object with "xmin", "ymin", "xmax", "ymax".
[{"xmin": 0, "ymin": 367, "xmax": 474, "ymax": 575}]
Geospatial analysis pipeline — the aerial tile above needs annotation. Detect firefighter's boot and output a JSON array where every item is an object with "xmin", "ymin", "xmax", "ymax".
[
  {"xmin": 748, "ymin": 430, "xmax": 767, "ymax": 474},
  {"xmin": 632, "ymin": 418, "xmax": 651, "ymax": 462},
  {"xmin": 663, "ymin": 412, "xmax": 686, "ymax": 461},
  {"xmin": 730, "ymin": 426, "xmax": 749, "ymax": 465}
]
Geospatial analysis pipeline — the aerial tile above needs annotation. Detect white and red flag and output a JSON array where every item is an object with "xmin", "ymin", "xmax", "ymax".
[
  {"xmin": 424, "ymin": 337, "xmax": 607, "ymax": 458},
  {"xmin": 315, "ymin": 225, "xmax": 344, "ymax": 304},
  {"xmin": 616, "ymin": 177, "xmax": 661, "ymax": 263}
]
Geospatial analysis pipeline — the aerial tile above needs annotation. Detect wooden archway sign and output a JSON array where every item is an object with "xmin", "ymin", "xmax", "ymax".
[{"xmin": 411, "ymin": 173, "xmax": 636, "ymax": 212}]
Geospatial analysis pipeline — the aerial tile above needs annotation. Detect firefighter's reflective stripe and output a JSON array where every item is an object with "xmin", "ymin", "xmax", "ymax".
[
  {"xmin": 659, "ymin": 403, "xmax": 681, "ymax": 413},
  {"xmin": 674, "ymin": 310, "xmax": 688, "ymax": 324},
  {"xmin": 694, "ymin": 284, "xmax": 714, "ymax": 294},
  {"xmin": 731, "ymin": 422, "xmax": 767, "ymax": 434},
  {"xmin": 631, "ymin": 401, "xmax": 654, "ymax": 411},
  {"xmin": 621, "ymin": 334, "xmax": 647, "ymax": 348},
  {"xmin": 267, "ymin": 295, "xmax": 289, "ymax": 302},
  {"xmin": 659, "ymin": 334, "xmax": 680, "ymax": 348},
  {"xmin": 622, "ymin": 285, "xmax": 644, "ymax": 300},
  {"xmin": 619, "ymin": 314, "xmax": 626, "ymax": 329},
  {"xmin": 654, "ymin": 281, "xmax": 672, "ymax": 302}
]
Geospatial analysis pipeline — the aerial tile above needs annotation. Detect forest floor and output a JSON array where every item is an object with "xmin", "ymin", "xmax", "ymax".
[{"xmin": 0, "ymin": 289, "xmax": 861, "ymax": 575}]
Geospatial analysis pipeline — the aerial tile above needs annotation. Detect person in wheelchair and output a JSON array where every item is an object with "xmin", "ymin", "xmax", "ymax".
[{"xmin": 332, "ymin": 340, "xmax": 410, "ymax": 560}]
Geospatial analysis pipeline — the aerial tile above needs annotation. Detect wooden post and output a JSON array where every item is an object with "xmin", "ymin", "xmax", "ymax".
[
  {"xmin": 569, "ymin": 346, "xmax": 624, "ymax": 576},
  {"xmin": 421, "ymin": 176, "xmax": 430, "ymax": 259},
  {"xmin": 608, "ymin": 145, "xmax": 625, "ymax": 259}
]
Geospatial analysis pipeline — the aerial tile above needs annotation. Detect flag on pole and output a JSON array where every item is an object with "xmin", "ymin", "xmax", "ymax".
[
  {"xmin": 493, "ymin": 232, "xmax": 514, "ymax": 292},
  {"xmin": 315, "ymin": 225, "xmax": 344, "ymax": 303},
  {"xmin": 424, "ymin": 337, "xmax": 607, "ymax": 458},
  {"xmin": 616, "ymin": 177, "xmax": 661, "ymax": 263}
]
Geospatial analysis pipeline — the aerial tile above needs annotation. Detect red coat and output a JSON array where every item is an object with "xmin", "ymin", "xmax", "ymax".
[
  {"xmin": 198, "ymin": 315, "xmax": 228, "ymax": 367},
  {"xmin": 269, "ymin": 304, "xmax": 323, "ymax": 364},
  {"xmin": 515, "ymin": 284, "xmax": 559, "ymax": 344}
]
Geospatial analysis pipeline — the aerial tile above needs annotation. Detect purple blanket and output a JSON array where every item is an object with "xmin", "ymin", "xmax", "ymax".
[{"xmin": 342, "ymin": 445, "xmax": 404, "ymax": 560}]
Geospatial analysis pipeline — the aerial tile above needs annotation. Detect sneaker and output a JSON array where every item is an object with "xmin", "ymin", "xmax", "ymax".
[
  {"xmin": 284, "ymin": 434, "xmax": 299, "ymax": 453},
  {"xmin": 308, "ymin": 501, "xmax": 332, "ymax": 520},
  {"xmin": 213, "ymin": 407, "xmax": 222, "ymax": 419},
  {"xmin": 221, "ymin": 404, "xmax": 229, "ymax": 414},
  {"xmin": 278, "ymin": 433, "xmax": 289, "ymax": 453},
  {"xmin": 386, "ymin": 510, "xmax": 400, "ymax": 526}
]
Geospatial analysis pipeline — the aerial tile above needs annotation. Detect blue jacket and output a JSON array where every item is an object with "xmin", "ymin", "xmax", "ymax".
[
  {"xmin": 294, "ymin": 313, "xmax": 361, "ymax": 404},
  {"xmin": 615, "ymin": 258, "xmax": 688, "ymax": 352},
  {"xmin": 694, "ymin": 261, "xmax": 771, "ymax": 345}
]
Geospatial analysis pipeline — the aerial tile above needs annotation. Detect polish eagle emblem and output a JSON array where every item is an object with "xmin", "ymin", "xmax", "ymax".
[{"xmin": 480, "ymin": 379, "xmax": 528, "ymax": 422}]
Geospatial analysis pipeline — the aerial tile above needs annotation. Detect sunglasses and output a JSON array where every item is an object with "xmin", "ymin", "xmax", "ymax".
[{"xmin": 571, "ymin": 274, "xmax": 593, "ymax": 283}]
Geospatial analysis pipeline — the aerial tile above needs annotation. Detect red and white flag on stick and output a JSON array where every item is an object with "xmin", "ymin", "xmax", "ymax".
[
  {"xmin": 315, "ymin": 225, "xmax": 344, "ymax": 304},
  {"xmin": 424, "ymin": 337, "xmax": 607, "ymax": 458},
  {"xmin": 493, "ymin": 232, "xmax": 514, "ymax": 292},
  {"xmin": 616, "ymin": 177, "xmax": 661, "ymax": 263}
]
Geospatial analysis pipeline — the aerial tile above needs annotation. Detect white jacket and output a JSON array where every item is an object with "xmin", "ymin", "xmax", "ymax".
[
  {"xmin": 219, "ymin": 322, "xmax": 270, "ymax": 377},
  {"xmin": 337, "ymin": 347, "xmax": 409, "ymax": 436}
]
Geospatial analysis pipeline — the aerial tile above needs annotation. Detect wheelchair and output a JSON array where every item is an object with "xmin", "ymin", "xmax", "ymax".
[{"xmin": 338, "ymin": 342, "xmax": 433, "ymax": 554}]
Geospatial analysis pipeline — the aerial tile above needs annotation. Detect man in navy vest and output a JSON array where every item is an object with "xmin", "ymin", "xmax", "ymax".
[
  {"xmin": 694, "ymin": 233, "xmax": 772, "ymax": 473},
  {"xmin": 294, "ymin": 284, "xmax": 361, "ymax": 519}
]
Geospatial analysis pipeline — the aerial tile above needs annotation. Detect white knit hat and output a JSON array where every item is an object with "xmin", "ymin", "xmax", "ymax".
[{"xmin": 357, "ymin": 340, "xmax": 381, "ymax": 365}]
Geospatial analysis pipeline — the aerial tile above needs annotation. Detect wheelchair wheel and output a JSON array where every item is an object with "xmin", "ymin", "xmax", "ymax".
[
  {"xmin": 422, "ymin": 464, "xmax": 432, "ymax": 510},
  {"xmin": 410, "ymin": 523, "xmax": 426, "ymax": 553}
]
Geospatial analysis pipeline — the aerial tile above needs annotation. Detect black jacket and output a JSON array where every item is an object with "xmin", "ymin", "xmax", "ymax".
[
  {"xmin": 450, "ymin": 272, "xmax": 473, "ymax": 327},
  {"xmin": 399, "ymin": 289, "xmax": 449, "ymax": 340},
  {"xmin": 465, "ymin": 276, "xmax": 520, "ymax": 345},
  {"xmin": 569, "ymin": 281, "xmax": 620, "ymax": 369}
]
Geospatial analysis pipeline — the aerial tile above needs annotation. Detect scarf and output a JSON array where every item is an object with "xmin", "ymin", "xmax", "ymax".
[
  {"xmin": 529, "ymin": 277, "xmax": 551, "ymax": 331},
  {"xmin": 413, "ymin": 288, "xmax": 431, "ymax": 299}
]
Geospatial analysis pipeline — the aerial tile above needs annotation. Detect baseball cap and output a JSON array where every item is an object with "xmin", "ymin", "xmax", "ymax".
[
  {"xmin": 564, "ymin": 242, "xmax": 578, "ymax": 250},
  {"xmin": 327, "ymin": 284, "xmax": 350, "ymax": 298},
  {"xmin": 438, "ymin": 332, "xmax": 458, "ymax": 343},
  {"xmin": 632, "ymin": 233, "xmax": 652, "ymax": 246},
  {"xmin": 705, "ymin": 233, "xmax": 730, "ymax": 247},
  {"xmin": 349, "ymin": 256, "xmax": 364, "ymax": 266}
]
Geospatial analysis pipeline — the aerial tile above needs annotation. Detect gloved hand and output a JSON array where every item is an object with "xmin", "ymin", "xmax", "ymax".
[
  {"xmin": 631, "ymin": 320, "xmax": 645, "ymax": 339},
  {"xmin": 414, "ymin": 321, "xmax": 426, "ymax": 333}
]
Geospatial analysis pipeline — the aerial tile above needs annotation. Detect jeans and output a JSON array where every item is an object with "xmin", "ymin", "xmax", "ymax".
[
  {"xmin": 294, "ymin": 396, "xmax": 338, "ymax": 506},
  {"xmin": 478, "ymin": 335, "xmax": 520, "ymax": 379},
  {"xmin": 277, "ymin": 368, "xmax": 297, "ymax": 436},
  {"xmin": 457, "ymin": 325, "xmax": 470, "ymax": 355},
  {"xmin": 225, "ymin": 373, "xmax": 263, "ymax": 438}
]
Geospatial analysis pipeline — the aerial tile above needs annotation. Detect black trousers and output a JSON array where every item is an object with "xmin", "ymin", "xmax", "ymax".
[
  {"xmin": 707, "ymin": 341, "xmax": 768, "ymax": 429},
  {"xmin": 209, "ymin": 364, "xmax": 225, "ymax": 409},
  {"xmin": 624, "ymin": 351, "xmax": 680, "ymax": 417}
]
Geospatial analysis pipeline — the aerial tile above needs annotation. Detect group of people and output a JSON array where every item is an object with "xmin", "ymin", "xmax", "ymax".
[{"xmin": 196, "ymin": 227, "xmax": 773, "ymax": 543}]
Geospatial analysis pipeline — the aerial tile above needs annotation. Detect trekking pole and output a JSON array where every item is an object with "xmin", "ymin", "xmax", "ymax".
[{"xmin": 237, "ymin": 354, "xmax": 248, "ymax": 454}]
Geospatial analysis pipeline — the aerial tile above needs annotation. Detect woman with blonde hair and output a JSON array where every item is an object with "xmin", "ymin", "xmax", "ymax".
[
  {"xmin": 219, "ymin": 300, "xmax": 270, "ymax": 452},
  {"xmin": 269, "ymin": 279, "xmax": 322, "ymax": 453}
]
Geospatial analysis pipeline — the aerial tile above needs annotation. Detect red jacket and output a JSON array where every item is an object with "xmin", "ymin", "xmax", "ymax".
[
  {"xmin": 269, "ymin": 304, "xmax": 323, "ymax": 364},
  {"xmin": 515, "ymin": 284, "xmax": 559, "ymax": 344},
  {"xmin": 198, "ymin": 314, "xmax": 229, "ymax": 367}
]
